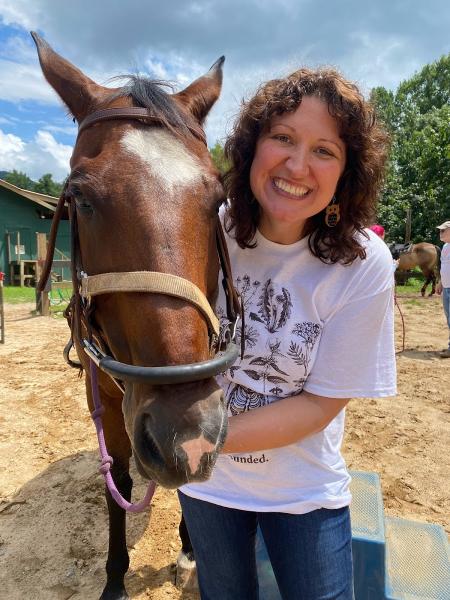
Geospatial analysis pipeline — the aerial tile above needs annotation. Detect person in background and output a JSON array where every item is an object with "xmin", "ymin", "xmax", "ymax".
[
  {"xmin": 369, "ymin": 224, "xmax": 385, "ymax": 239},
  {"xmin": 370, "ymin": 224, "xmax": 399, "ymax": 271},
  {"xmin": 179, "ymin": 67, "xmax": 396, "ymax": 600},
  {"xmin": 436, "ymin": 220, "xmax": 450, "ymax": 358}
]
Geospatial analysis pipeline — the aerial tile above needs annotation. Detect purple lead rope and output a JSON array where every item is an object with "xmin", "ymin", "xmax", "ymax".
[{"xmin": 89, "ymin": 359, "xmax": 156, "ymax": 512}]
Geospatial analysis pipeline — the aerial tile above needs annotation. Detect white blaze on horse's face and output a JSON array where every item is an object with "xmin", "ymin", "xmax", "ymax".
[{"xmin": 121, "ymin": 129, "xmax": 204, "ymax": 193}]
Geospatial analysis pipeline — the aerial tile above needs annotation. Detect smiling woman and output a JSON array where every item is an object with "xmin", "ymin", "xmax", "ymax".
[
  {"xmin": 249, "ymin": 96, "xmax": 347, "ymax": 244},
  {"xmin": 178, "ymin": 67, "xmax": 396, "ymax": 600}
]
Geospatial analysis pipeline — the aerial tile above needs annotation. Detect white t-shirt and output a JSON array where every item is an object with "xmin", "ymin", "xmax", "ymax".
[
  {"xmin": 440, "ymin": 243, "xmax": 450, "ymax": 288},
  {"xmin": 180, "ymin": 217, "xmax": 396, "ymax": 514}
]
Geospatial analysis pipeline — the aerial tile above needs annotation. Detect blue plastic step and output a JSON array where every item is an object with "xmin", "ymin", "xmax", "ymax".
[
  {"xmin": 256, "ymin": 471, "xmax": 387, "ymax": 599},
  {"xmin": 256, "ymin": 471, "xmax": 450, "ymax": 600},
  {"xmin": 350, "ymin": 471, "xmax": 386, "ymax": 599},
  {"xmin": 385, "ymin": 516, "xmax": 450, "ymax": 600}
]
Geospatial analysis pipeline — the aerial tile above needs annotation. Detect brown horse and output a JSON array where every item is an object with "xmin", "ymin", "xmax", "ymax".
[
  {"xmin": 32, "ymin": 33, "xmax": 238, "ymax": 600},
  {"xmin": 389, "ymin": 242, "xmax": 441, "ymax": 296}
]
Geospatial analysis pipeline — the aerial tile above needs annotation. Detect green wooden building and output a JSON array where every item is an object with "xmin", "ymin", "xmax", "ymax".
[{"xmin": 0, "ymin": 179, "xmax": 70, "ymax": 285}]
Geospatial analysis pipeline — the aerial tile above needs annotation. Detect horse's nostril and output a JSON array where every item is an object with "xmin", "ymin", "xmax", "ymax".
[{"xmin": 139, "ymin": 415, "xmax": 165, "ymax": 469}]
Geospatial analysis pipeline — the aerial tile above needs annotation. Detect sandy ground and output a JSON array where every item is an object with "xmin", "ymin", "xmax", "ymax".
[{"xmin": 0, "ymin": 296, "xmax": 449, "ymax": 599}]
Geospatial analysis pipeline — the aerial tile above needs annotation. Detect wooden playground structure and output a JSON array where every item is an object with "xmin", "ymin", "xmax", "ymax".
[
  {"xmin": 6, "ymin": 230, "xmax": 70, "ymax": 287},
  {"xmin": 3, "ymin": 230, "xmax": 72, "ymax": 317}
]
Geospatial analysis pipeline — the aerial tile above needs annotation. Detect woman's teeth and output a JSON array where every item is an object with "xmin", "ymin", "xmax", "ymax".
[{"xmin": 273, "ymin": 178, "xmax": 310, "ymax": 197}]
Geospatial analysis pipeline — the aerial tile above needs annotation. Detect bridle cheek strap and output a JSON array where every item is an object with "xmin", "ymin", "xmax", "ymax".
[{"xmin": 80, "ymin": 271, "xmax": 220, "ymax": 337}]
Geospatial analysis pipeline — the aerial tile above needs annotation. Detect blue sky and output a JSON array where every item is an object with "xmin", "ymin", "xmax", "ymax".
[{"xmin": 0, "ymin": 0, "xmax": 449, "ymax": 182}]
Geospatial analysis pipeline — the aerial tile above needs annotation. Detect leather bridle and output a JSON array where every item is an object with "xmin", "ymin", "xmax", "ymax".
[{"xmin": 39, "ymin": 106, "xmax": 242, "ymax": 389}]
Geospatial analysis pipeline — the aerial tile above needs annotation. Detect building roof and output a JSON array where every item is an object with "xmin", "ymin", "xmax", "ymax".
[{"xmin": 0, "ymin": 178, "xmax": 59, "ymax": 212}]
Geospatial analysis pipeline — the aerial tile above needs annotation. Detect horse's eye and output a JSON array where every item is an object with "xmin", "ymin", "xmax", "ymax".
[
  {"xmin": 67, "ymin": 185, "xmax": 82, "ymax": 198},
  {"xmin": 76, "ymin": 200, "xmax": 93, "ymax": 214},
  {"xmin": 73, "ymin": 193, "xmax": 93, "ymax": 215}
]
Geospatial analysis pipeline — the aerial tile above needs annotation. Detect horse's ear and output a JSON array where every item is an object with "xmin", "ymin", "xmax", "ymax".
[
  {"xmin": 174, "ymin": 56, "xmax": 224, "ymax": 124},
  {"xmin": 31, "ymin": 31, "xmax": 104, "ymax": 122}
]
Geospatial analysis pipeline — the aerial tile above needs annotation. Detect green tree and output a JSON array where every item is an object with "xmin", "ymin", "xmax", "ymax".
[
  {"xmin": 372, "ymin": 54, "xmax": 450, "ymax": 244},
  {"xmin": 209, "ymin": 142, "xmax": 230, "ymax": 175},
  {"xmin": 34, "ymin": 173, "xmax": 63, "ymax": 197},
  {"xmin": 369, "ymin": 87, "xmax": 396, "ymax": 133},
  {"xmin": 396, "ymin": 54, "xmax": 450, "ymax": 117},
  {"xmin": 3, "ymin": 169, "xmax": 36, "ymax": 191}
]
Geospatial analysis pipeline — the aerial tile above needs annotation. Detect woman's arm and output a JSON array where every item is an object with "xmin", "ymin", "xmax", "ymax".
[{"xmin": 220, "ymin": 391, "xmax": 350, "ymax": 454}]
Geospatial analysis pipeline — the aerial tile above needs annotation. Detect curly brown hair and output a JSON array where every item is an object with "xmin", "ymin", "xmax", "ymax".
[{"xmin": 223, "ymin": 67, "xmax": 389, "ymax": 264}]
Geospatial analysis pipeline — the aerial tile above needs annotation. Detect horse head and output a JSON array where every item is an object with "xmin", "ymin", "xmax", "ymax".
[
  {"xmin": 33, "ymin": 33, "xmax": 232, "ymax": 488},
  {"xmin": 388, "ymin": 242, "xmax": 412, "ymax": 260}
]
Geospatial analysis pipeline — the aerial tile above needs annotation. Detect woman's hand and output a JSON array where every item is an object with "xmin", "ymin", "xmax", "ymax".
[{"xmin": 220, "ymin": 391, "xmax": 349, "ymax": 454}]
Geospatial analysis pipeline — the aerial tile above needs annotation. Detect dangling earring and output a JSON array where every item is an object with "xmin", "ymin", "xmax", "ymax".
[{"xmin": 324, "ymin": 196, "xmax": 340, "ymax": 227}]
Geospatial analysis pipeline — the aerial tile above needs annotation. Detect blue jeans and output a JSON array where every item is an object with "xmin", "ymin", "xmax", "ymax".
[
  {"xmin": 443, "ymin": 287, "xmax": 450, "ymax": 347},
  {"xmin": 178, "ymin": 491, "xmax": 353, "ymax": 600}
]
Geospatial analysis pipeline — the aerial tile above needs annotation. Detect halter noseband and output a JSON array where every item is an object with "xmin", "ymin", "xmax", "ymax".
[{"xmin": 39, "ymin": 107, "xmax": 242, "ymax": 387}]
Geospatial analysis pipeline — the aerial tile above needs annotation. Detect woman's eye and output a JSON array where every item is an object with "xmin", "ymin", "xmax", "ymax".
[
  {"xmin": 316, "ymin": 147, "xmax": 334, "ymax": 157},
  {"xmin": 273, "ymin": 134, "xmax": 291, "ymax": 143}
]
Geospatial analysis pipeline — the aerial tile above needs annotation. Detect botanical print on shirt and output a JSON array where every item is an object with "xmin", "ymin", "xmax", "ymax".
[{"xmin": 218, "ymin": 273, "xmax": 323, "ymax": 414}]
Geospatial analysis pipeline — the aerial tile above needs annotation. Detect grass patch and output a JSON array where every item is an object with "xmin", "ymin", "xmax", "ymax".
[
  {"xmin": 403, "ymin": 298, "xmax": 422, "ymax": 308},
  {"xmin": 2, "ymin": 285, "xmax": 36, "ymax": 303},
  {"xmin": 394, "ymin": 272, "xmax": 425, "ymax": 296},
  {"xmin": 395, "ymin": 279, "xmax": 423, "ymax": 295},
  {"xmin": 3, "ymin": 286, "xmax": 69, "ymax": 318},
  {"xmin": 50, "ymin": 303, "xmax": 69, "ymax": 317}
]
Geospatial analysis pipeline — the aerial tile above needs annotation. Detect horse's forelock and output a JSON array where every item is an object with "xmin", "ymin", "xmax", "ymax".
[{"xmin": 102, "ymin": 76, "xmax": 193, "ymax": 138}]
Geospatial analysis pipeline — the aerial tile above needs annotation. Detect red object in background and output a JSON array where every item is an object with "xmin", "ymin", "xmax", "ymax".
[
  {"xmin": 0, "ymin": 272, "xmax": 4, "ymax": 282},
  {"xmin": 369, "ymin": 224, "xmax": 385, "ymax": 238}
]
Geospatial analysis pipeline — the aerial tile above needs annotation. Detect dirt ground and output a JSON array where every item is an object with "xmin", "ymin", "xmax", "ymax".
[{"xmin": 0, "ymin": 296, "xmax": 449, "ymax": 600}]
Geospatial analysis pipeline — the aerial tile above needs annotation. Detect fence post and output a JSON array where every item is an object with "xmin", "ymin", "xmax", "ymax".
[
  {"xmin": 36, "ymin": 232, "xmax": 50, "ymax": 316},
  {"xmin": 0, "ymin": 272, "xmax": 5, "ymax": 343},
  {"xmin": 36, "ymin": 276, "xmax": 51, "ymax": 316}
]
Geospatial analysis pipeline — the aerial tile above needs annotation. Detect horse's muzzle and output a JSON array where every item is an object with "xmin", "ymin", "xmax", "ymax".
[{"xmin": 131, "ymin": 387, "xmax": 227, "ymax": 488}]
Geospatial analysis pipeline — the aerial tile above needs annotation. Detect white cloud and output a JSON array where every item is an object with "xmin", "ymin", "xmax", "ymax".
[
  {"xmin": 0, "ymin": 33, "xmax": 37, "ymax": 62},
  {"xmin": 0, "ymin": 128, "xmax": 71, "ymax": 180},
  {"xmin": 34, "ymin": 130, "xmax": 71, "ymax": 171},
  {"xmin": 0, "ymin": 115, "xmax": 16, "ymax": 125},
  {"xmin": 345, "ymin": 32, "xmax": 421, "ymax": 92},
  {"xmin": 0, "ymin": 58, "xmax": 58, "ymax": 103},
  {"xmin": 1, "ymin": 0, "xmax": 449, "ymax": 156},
  {"xmin": 0, "ymin": 129, "xmax": 26, "ymax": 166},
  {"xmin": 145, "ymin": 58, "xmax": 169, "ymax": 80},
  {"xmin": 0, "ymin": 0, "xmax": 43, "ymax": 30},
  {"xmin": 42, "ymin": 124, "xmax": 77, "ymax": 136}
]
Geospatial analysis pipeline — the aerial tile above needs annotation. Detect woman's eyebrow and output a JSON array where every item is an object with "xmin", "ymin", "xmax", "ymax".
[
  {"xmin": 269, "ymin": 122, "xmax": 295, "ymax": 132},
  {"xmin": 318, "ymin": 138, "xmax": 344, "ymax": 152}
]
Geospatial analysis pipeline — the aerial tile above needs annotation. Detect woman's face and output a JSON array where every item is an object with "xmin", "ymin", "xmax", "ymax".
[
  {"xmin": 439, "ymin": 228, "xmax": 450, "ymax": 243},
  {"xmin": 249, "ymin": 95, "xmax": 346, "ymax": 244}
]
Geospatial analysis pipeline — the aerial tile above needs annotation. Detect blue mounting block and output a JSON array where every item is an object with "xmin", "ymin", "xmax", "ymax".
[
  {"xmin": 351, "ymin": 471, "xmax": 386, "ymax": 599},
  {"xmin": 255, "ymin": 471, "xmax": 450, "ymax": 600}
]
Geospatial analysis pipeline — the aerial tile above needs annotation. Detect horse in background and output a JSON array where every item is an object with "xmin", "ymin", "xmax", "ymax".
[
  {"xmin": 389, "ymin": 242, "xmax": 441, "ymax": 296},
  {"xmin": 32, "ymin": 32, "xmax": 236, "ymax": 600}
]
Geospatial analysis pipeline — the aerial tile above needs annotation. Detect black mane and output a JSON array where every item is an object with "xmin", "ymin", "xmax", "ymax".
[{"xmin": 103, "ymin": 75, "xmax": 192, "ymax": 136}]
